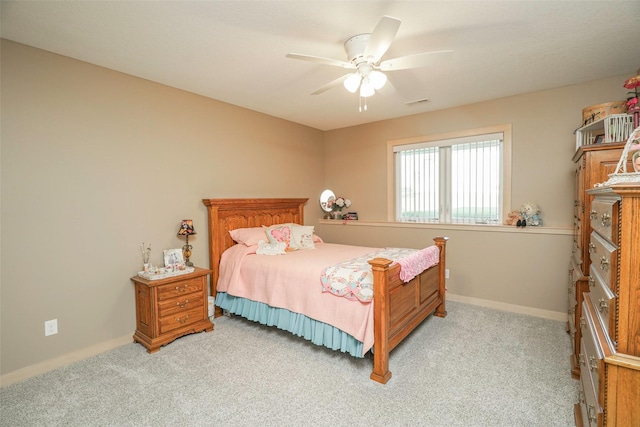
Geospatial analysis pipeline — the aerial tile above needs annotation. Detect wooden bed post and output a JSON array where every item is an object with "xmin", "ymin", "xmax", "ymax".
[
  {"xmin": 434, "ymin": 236, "xmax": 448, "ymax": 318},
  {"xmin": 368, "ymin": 257, "xmax": 393, "ymax": 384}
]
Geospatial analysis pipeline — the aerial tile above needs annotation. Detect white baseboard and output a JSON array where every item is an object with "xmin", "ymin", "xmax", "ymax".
[
  {"xmin": 447, "ymin": 293, "xmax": 568, "ymax": 322},
  {"xmin": 1, "ymin": 334, "xmax": 132, "ymax": 388}
]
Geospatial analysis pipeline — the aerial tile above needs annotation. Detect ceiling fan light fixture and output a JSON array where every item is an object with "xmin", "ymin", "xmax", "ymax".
[
  {"xmin": 360, "ymin": 79, "xmax": 375, "ymax": 98},
  {"xmin": 343, "ymin": 73, "xmax": 362, "ymax": 93},
  {"xmin": 370, "ymin": 70, "xmax": 387, "ymax": 90}
]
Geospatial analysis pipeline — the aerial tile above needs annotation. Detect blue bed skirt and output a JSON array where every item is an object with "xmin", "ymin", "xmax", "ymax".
[{"xmin": 215, "ymin": 292, "xmax": 365, "ymax": 358}]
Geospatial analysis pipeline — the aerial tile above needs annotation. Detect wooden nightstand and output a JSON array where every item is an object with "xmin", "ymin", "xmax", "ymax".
[{"xmin": 130, "ymin": 267, "xmax": 214, "ymax": 353}]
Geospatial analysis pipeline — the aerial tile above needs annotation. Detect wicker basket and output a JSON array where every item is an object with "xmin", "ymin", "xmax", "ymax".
[{"xmin": 582, "ymin": 101, "xmax": 628, "ymax": 125}]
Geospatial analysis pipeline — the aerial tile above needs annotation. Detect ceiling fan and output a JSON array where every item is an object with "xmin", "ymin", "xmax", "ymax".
[{"xmin": 286, "ymin": 16, "xmax": 452, "ymax": 109}]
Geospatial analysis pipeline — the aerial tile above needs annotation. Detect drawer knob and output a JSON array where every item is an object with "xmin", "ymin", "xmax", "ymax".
[
  {"xmin": 589, "ymin": 355, "xmax": 598, "ymax": 373},
  {"xmin": 578, "ymin": 389, "xmax": 585, "ymax": 404},
  {"xmin": 599, "ymin": 256, "xmax": 609, "ymax": 271},
  {"xmin": 579, "ymin": 352, "xmax": 585, "ymax": 366},
  {"xmin": 588, "ymin": 242, "xmax": 596, "ymax": 253},
  {"xmin": 588, "ymin": 405, "xmax": 597, "ymax": 422},
  {"xmin": 589, "ymin": 210, "xmax": 597, "ymax": 220},
  {"xmin": 601, "ymin": 212, "xmax": 610, "ymax": 227},
  {"xmin": 175, "ymin": 284, "xmax": 188, "ymax": 292},
  {"xmin": 177, "ymin": 299, "xmax": 189, "ymax": 308},
  {"xmin": 580, "ymin": 316, "xmax": 586, "ymax": 329},
  {"xmin": 588, "ymin": 276, "xmax": 595, "ymax": 288}
]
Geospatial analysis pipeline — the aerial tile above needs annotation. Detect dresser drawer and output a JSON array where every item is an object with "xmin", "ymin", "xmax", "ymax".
[
  {"xmin": 580, "ymin": 301, "xmax": 604, "ymax": 406},
  {"xmin": 588, "ymin": 231, "xmax": 617, "ymax": 290},
  {"xmin": 590, "ymin": 198, "xmax": 618, "ymax": 243},
  {"xmin": 157, "ymin": 277, "xmax": 204, "ymax": 300},
  {"xmin": 579, "ymin": 339, "xmax": 602, "ymax": 427},
  {"xmin": 588, "ymin": 264, "xmax": 616, "ymax": 341}
]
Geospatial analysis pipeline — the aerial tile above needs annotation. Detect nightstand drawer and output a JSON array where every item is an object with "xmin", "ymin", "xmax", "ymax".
[
  {"xmin": 157, "ymin": 278, "xmax": 204, "ymax": 300},
  {"xmin": 159, "ymin": 306, "xmax": 204, "ymax": 334},
  {"xmin": 588, "ymin": 231, "xmax": 617, "ymax": 290},
  {"xmin": 159, "ymin": 294, "xmax": 205, "ymax": 318}
]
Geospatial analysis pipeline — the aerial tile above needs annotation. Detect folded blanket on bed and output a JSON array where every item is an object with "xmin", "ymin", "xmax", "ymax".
[
  {"xmin": 396, "ymin": 245, "xmax": 440, "ymax": 282},
  {"xmin": 256, "ymin": 240, "xmax": 286, "ymax": 255},
  {"xmin": 321, "ymin": 246, "xmax": 440, "ymax": 302}
]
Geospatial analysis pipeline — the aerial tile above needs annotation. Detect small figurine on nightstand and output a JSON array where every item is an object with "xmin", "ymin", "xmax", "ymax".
[{"xmin": 141, "ymin": 243, "xmax": 151, "ymax": 272}]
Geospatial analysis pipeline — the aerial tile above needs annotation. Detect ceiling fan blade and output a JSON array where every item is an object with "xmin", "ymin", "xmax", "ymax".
[
  {"xmin": 364, "ymin": 16, "xmax": 401, "ymax": 63},
  {"xmin": 311, "ymin": 74, "xmax": 350, "ymax": 95},
  {"xmin": 379, "ymin": 50, "xmax": 453, "ymax": 71},
  {"xmin": 286, "ymin": 53, "xmax": 354, "ymax": 69}
]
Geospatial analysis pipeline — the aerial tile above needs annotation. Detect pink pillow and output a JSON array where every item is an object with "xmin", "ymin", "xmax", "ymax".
[{"xmin": 229, "ymin": 227, "xmax": 268, "ymax": 246}]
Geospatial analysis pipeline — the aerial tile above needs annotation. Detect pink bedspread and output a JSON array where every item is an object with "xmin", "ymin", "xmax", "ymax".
[
  {"xmin": 218, "ymin": 242, "xmax": 379, "ymax": 353},
  {"xmin": 217, "ymin": 242, "xmax": 440, "ymax": 355}
]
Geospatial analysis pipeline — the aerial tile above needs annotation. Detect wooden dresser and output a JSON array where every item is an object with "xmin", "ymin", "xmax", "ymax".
[
  {"xmin": 573, "ymin": 184, "xmax": 640, "ymax": 426},
  {"xmin": 569, "ymin": 143, "xmax": 627, "ymax": 378},
  {"xmin": 130, "ymin": 267, "xmax": 214, "ymax": 353}
]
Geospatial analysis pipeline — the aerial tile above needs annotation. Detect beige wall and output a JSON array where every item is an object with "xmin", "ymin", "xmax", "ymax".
[
  {"xmin": 1, "ymin": 38, "xmax": 630, "ymax": 382},
  {"xmin": 317, "ymin": 73, "xmax": 628, "ymax": 319},
  {"xmin": 0, "ymin": 40, "xmax": 325, "ymax": 379}
]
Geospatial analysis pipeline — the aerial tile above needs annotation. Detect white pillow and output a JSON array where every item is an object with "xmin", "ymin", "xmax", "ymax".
[{"xmin": 290, "ymin": 224, "xmax": 316, "ymax": 250}]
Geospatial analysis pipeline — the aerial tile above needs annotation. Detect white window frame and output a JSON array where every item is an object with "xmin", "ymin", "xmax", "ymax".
[{"xmin": 386, "ymin": 124, "xmax": 512, "ymax": 224}]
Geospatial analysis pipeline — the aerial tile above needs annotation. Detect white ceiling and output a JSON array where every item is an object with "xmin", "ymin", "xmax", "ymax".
[{"xmin": 2, "ymin": 1, "xmax": 639, "ymax": 131}]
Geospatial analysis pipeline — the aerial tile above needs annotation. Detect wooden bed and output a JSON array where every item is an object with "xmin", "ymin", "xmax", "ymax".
[{"xmin": 202, "ymin": 197, "xmax": 448, "ymax": 384}]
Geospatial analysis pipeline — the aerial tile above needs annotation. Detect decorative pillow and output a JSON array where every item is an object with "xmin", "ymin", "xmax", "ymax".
[
  {"xmin": 229, "ymin": 227, "xmax": 268, "ymax": 246},
  {"xmin": 290, "ymin": 225, "xmax": 316, "ymax": 250},
  {"xmin": 264, "ymin": 224, "xmax": 293, "ymax": 250}
]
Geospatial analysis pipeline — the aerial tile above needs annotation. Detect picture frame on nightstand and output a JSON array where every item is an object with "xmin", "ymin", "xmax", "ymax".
[{"xmin": 163, "ymin": 248, "xmax": 184, "ymax": 267}]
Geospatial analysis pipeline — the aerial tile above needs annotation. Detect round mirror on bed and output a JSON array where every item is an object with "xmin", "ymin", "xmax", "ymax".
[{"xmin": 320, "ymin": 189, "xmax": 335, "ymax": 213}]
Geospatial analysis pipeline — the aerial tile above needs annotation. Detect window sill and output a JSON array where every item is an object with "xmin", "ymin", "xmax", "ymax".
[{"xmin": 318, "ymin": 219, "xmax": 573, "ymax": 235}]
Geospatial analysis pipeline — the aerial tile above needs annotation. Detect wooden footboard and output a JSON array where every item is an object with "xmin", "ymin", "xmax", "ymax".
[{"xmin": 368, "ymin": 236, "xmax": 448, "ymax": 384}]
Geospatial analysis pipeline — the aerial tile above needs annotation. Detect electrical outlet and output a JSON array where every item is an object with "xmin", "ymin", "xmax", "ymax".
[
  {"xmin": 445, "ymin": 269, "xmax": 450, "ymax": 279},
  {"xmin": 44, "ymin": 319, "xmax": 58, "ymax": 336}
]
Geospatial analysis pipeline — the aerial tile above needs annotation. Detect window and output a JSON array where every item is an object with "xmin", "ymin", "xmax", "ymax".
[{"xmin": 389, "ymin": 125, "xmax": 511, "ymax": 225}]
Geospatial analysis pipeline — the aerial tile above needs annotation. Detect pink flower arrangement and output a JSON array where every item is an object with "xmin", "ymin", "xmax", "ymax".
[
  {"xmin": 329, "ymin": 196, "xmax": 351, "ymax": 212},
  {"xmin": 624, "ymin": 75, "xmax": 640, "ymax": 111}
]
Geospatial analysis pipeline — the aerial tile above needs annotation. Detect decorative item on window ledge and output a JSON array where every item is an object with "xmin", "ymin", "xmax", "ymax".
[
  {"xmin": 504, "ymin": 202, "xmax": 542, "ymax": 227},
  {"xmin": 624, "ymin": 72, "xmax": 640, "ymax": 129},
  {"xmin": 328, "ymin": 196, "xmax": 351, "ymax": 219},
  {"xmin": 177, "ymin": 219, "xmax": 196, "ymax": 266}
]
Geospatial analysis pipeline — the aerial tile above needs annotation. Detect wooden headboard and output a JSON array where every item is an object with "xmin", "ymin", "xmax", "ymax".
[{"xmin": 201, "ymin": 198, "xmax": 308, "ymax": 316}]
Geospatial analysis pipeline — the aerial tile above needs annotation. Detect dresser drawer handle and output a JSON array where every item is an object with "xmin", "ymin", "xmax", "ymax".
[
  {"xmin": 589, "ymin": 210, "xmax": 597, "ymax": 220},
  {"xmin": 580, "ymin": 316, "xmax": 586, "ymax": 329},
  {"xmin": 175, "ymin": 284, "xmax": 189, "ymax": 292},
  {"xmin": 175, "ymin": 315, "xmax": 190, "ymax": 324},
  {"xmin": 601, "ymin": 212, "xmax": 610, "ymax": 227},
  {"xmin": 597, "ymin": 298, "xmax": 608, "ymax": 313},
  {"xmin": 578, "ymin": 389, "xmax": 585, "ymax": 404},
  {"xmin": 588, "ymin": 242, "xmax": 596, "ymax": 253},
  {"xmin": 587, "ymin": 405, "xmax": 597, "ymax": 422},
  {"xmin": 578, "ymin": 352, "xmax": 585, "ymax": 366},
  {"xmin": 177, "ymin": 299, "xmax": 189, "ymax": 308},
  {"xmin": 600, "ymin": 256, "xmax": 609, "ymax": 271},
  {"xmin": 588, "ymin": 276, "xmax": 595, "ymax": 288},
  {"xmin": 589, "ymin": 355, "xmax": 598, "ymax": 373}
]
